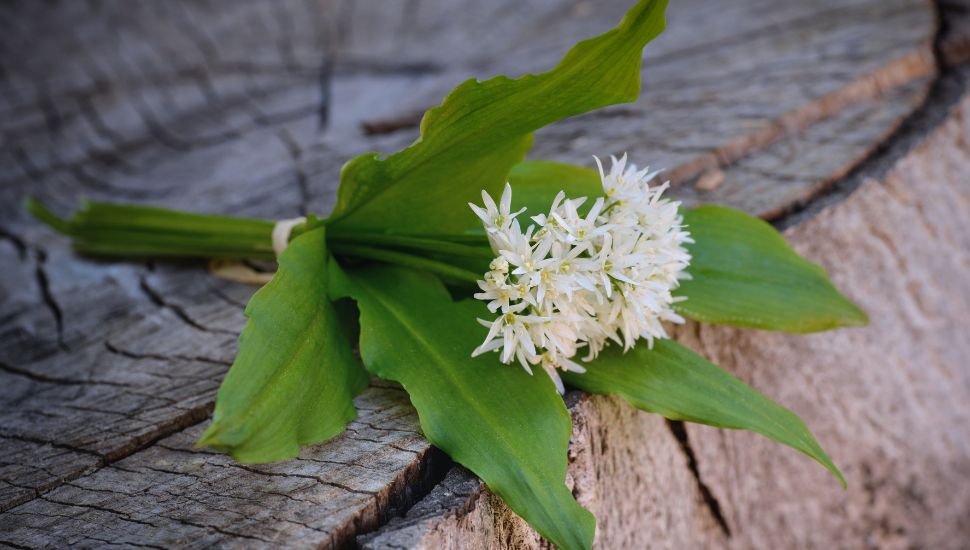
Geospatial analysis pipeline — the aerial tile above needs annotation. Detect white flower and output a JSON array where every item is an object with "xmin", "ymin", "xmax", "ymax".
[
  {"xmin": 532, "ymin": 351, "xmax": 586, "ymax": 394},
  {"xmin": 596, "ymin": 153, "xmax": 663, "ymax": 203},
  {"xmin": 472, "ymin": 302, "xmax": 547, "ymax": 372},
  {"xmin": 469, "ymin": 183, "xmax": 526, "ymax": 240},
  {"xmin": 469, "ymin": 155, "xmax": 692, "ymax": 393},
  {"xmin": 473, "ymin": 270, "xmax": 516, "ymax": 313}
]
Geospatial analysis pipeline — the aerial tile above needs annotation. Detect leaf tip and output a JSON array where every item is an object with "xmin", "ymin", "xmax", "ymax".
[
  {"xmin": 536, "ymin": 498, "xmax": 596, "ymax": 550},
  {"xmin": 25, "ymin": 197, "xmax": 72, "ymax": 235},
  {"xmin": 810, "ymin": 440, "xmax": 847, "ymax": 489},
  {"xmin": 194, "ymin": 421, "xmax": 223, "ymax": 451},
  {"xmin": 844, "ymin": 302, "xmax": 870, "ymax": 327},
  {"xmin": 829, "ymin": 462, "xmax": 848, "ymax": 490},
  {"xmin": 827, "ymin": 294, "xmax": 869, "ymax": 330}
]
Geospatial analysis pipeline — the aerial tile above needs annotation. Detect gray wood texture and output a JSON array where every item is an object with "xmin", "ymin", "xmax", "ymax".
[{"xmin": 1, "ymin": 0, "xmax": 968, "ymax": 547}]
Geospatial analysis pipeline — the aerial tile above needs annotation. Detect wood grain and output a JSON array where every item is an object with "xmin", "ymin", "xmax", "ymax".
[{"xmin": 1, "ymin": 0, "xmax": 965, "ymax": 547}]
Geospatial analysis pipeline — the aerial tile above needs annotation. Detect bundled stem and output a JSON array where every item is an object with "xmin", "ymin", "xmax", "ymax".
[
  {"xmin": 330, "ymin": 243, "xmax": 481, "ymax": 284},
  {"xmin": 28, "ymin": 199, "xmax": 279, "ymax": 260},
  {"xmin": 27, "ymin": 199, "xmax": 488, "ymax": 285}
]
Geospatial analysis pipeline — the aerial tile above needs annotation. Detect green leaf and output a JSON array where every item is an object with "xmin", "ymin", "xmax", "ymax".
[
  {"xmin": 563, "ymin": 340, "xmax": 845, "ymax": 486},
  {"xmin": 508, "ymin": 160, "xmax": 603, "ymax": 217},
  {"xmin": 331, "ymin": 264, "xmax": 595, "ymax": 550},
  {"xmin": 677, "ymin": 205, "xmax": 868, "ymax": 332},
  {"xmin": 328, "ymin": 0, "xmax": 668, "ymax": 236},
  {"xmin": 197, "ymin": 227, "xmax": 368, "ymax": 463}
]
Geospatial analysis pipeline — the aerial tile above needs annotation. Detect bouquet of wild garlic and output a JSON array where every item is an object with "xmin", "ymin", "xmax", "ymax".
[{"xmin": 29, "ymin": 1, "xmax": 867, "ymax": 548}]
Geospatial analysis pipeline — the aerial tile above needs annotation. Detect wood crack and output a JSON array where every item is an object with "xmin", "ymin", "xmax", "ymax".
[
  {"xmin": 103, "ymin": 340, "xmax": 232, "ymax": 368},
  {"xmin": 166, "ymin": 517, "xmax": 277, "ymax": 544},
  {"xmin": 0, "ymin": 226, "xmax": 27, "ymax": 259},
  {"xmin": 0, "ymin": 399, "xmax": 214, "ymax": 513},
  {"xmin": 137, "ymin": 275, "xmax": 236, "ymax": 335},
  {"xmin": 669, "ymin": 48, "xmax": 937, "ymax": 189},
  {"xmin": 81, "ymin": 535, "xmax": 166, "ymax": 550},
  {"xmin": 226, "ymin": 463, "xmax": 377, "ymax": 497},
  {"xmin": 0, "ymin": 433, "xmax": 103, "ymax": 460},
  {"xmin": 33, "ymin": 249, "xmax": 68, "ymax": 352},
  {"xmin": 666, "ymin": 420, "xmax": 732, "ymax": 538},
  {"xmin": 36, "ymin": 496, "xmax": 159, "ymax": 527},
  {"xmin": 0, "ymin": 360, "xmax": 132, "ymax": 388},
  {"xmin": 776, "ymin": 0, "xmax": 967, "ymax": 230},
  {"xmin": 207, "ymin": 284, "xmax": 249, "ymax": 309}
]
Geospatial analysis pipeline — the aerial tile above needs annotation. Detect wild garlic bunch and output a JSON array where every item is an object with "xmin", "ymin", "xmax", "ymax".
[
  {"xmin": 29, "ymin": 1, "xmax": 869, "ymax": 546},
  {"xmin": 471, "ymin": 155, "xmax": 692, "ymax": 392}
]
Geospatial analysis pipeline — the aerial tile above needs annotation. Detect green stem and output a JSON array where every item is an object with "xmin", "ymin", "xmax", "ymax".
[
  {"xmin": 330, "ymin": 226, "xmax": 490, "ymax": 246},
  {"xmin": 329, "ymin": 232, "xmax": 493, "ymax": 259},
  {"xmin": 330, "ymin": 243, "xmax": 481, "ymax": 284},
  {"xmin": 28, "ymin": 199, "xmax": 488, "ymax": 284},
  {"xmin": 28, "ymin": 199, "xmax": 280, "ymax": 260}
]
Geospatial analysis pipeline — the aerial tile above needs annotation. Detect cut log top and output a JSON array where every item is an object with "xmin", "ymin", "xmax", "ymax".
[{"xmin": 2, "ymin": 0, "xmax": 969, "ymax": 548}]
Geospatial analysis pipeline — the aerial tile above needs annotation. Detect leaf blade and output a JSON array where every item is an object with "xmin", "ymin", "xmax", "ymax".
[
  {"xmin": 332, "ymin": 265, "xmax": 595, "ymax": 550},
  {"xmin": 328, "ymin": 0, "xmax": 668, "ymax": 236},
  {"xmin": 677, "ymin": 206, "xmax": 868, "ymax": 332},
  {"xmin": 197, "ymin": 227, "xmax": 368, "ymax": 463},
  {"xmin": 508, "ymin": 160, "xmax": 603, "ymax": 217},
  {"xmin": 563, "ymin": 340, "xmax": 845, "ymax": 486}
]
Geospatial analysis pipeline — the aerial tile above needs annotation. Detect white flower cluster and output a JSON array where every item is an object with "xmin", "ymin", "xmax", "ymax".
[{"xmin": 470, "ymin": 155, "xmax": 692, "ymax": 393}]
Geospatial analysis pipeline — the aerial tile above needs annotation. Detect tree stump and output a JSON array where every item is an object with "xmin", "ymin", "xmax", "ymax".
[{"xmin": 1, "ymin": 0, "xmax": 968, "ymax": 548}]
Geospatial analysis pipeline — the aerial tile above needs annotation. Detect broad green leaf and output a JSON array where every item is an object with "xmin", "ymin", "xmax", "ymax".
[
  {"xmin": 197, "ymin": 227, "xmax": 368, "ymax": 463},
  {"xmin": 563, "ymin": 340, "xmax": 845, "ymax": 486},
  {"xmin": 328, "ymin": 0, "xmax": 668, "ymax": 236},
  {"xmin": 677, "ymin": 206, "xmax": 868, "ymax": 332},
  {"xmin": 331, "ymin": 264, "xmax": 595, "ymax": 550},
  {"xmin": 508, "ymin": 160, "xmax": 603, "ymax": 216},
  {"xmin": 501, "ymin": 161, "xmax": 867, "ymax": 332}
]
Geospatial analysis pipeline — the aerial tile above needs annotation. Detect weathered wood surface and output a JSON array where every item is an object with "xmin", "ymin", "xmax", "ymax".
[{"xmin": 0, "ymin": 0, "xmax": 968, "ymax": 547}]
